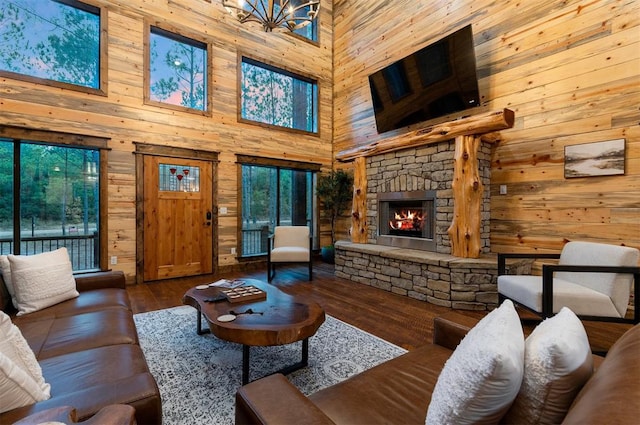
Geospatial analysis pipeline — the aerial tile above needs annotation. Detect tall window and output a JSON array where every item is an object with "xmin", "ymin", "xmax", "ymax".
[
  {"xmin": 0, "ymin": 131, "xmax": 106, "ymax": 272},
  {"xmin": 240, "ymin": 57, "xmax": 318, "ymax": 134},
  {"xmin": 148, "ymin": 26, "xmax": 208, "ymax": 112},
  {"xmin": 0, "ymin": 0, "xmax": 101, "ymax": 91},
  {"xmin": 238, "ymin": 156, "xmax": 319, "ymax": 257}
]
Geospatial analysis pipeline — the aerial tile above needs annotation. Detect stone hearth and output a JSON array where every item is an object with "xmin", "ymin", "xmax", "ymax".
[{"xmin": 335, "ymin": 241, "xmax": 532, "ymax": 311}]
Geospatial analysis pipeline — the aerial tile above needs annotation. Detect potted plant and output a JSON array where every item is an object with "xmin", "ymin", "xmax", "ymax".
[{"xmin": 316, "ymin": 169, "xmax": 354, "ymax": 263}]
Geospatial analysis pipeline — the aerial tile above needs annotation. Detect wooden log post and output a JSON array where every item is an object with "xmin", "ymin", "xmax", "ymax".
[
  {"xmin": 351, "ymin": 156, "xmax": 368, "ymax": 243},
  {"xmin": 447, "ymin": 135, "xmax": 484, "ymax": 258}
]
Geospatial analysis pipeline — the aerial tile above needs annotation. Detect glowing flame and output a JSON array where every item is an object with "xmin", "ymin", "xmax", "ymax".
[{"xmin": 389, "ymin": 209, "xmax": 425, "ymax": 231}]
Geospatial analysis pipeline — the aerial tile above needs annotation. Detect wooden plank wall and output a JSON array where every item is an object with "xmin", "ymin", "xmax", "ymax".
[
  {"xmin": 333, "ymin": 0, "xmax": 640, "ymax": 255},
  {"xmin": 0, "ymin": 0, "xmax": 334, "ymax": 280}
]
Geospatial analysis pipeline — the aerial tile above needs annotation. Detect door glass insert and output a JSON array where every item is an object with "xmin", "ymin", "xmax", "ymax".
[{"xmin": 159, "ymin": 164, "xmax": 200, "ymax": 192}]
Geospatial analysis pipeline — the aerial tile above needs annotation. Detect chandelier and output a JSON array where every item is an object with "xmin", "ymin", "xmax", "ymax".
[{"xmin": 221, "ymin": 0, "xmax": 320, "ymax": 32}]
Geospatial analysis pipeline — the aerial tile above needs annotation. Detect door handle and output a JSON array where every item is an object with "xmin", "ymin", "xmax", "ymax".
[{"xmin": 206, "ymin": 211, "xmax": 212, "ymax": 220}]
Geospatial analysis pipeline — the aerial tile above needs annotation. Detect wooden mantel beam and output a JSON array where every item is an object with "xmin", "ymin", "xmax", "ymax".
[
  {"xmin": 336, "ymin": 108, "xmax": 514, "ymax": 162},
  {"xmin": 339, "ymin": 108, "xmax": 515, "ymax": 258}
]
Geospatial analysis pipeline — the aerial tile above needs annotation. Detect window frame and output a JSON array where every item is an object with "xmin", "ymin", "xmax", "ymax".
[
  {"xmin": 237, "ymin": 54, "xmax": 320, "ymax": 136},
  {"xmin": 144, "ymin": 21, "xmax": 213, "ymax": 116},
  {"xmin": 289, "ymin": 14, "xmax": 319, "ymax": 45},
  {"xmin": 0, "ymin": 0, "xmax": 107, "ymax": 96},
  {"xmin": 0, "ymin": 125, "xmax": 110, "ymax": 272},
  {"xmin": 236, "ymin": 155, "xmax": 321, "ymax": 259}
]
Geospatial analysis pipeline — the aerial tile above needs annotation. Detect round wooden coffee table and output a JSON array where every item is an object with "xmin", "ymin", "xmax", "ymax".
[{"xmin": 182, "ymin": 278, "xmax": 325, "ymax": 384}]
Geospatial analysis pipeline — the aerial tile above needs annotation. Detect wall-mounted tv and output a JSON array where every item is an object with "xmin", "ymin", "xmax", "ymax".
[{"xmin": 368, "ymin": 24, "xmax": 481, "ymax": 134}]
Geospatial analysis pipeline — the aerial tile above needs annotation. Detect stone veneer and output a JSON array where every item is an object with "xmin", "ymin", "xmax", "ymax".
[
  {"xmin": 336, "ymin": 139, "xmax": 531, "ymax": 310},
  {"xmin": 335, "ymin": 241, "xmax": 533, "ymax": 311},
  {"xmin": 366, "ymin": 139, "xmax": 492, "ymax": 254}
]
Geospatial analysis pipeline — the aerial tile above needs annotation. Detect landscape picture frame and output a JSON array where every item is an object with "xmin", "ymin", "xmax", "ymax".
[{"xmin": 564, "ymin": 138, "xmax": 625, "ymax": 178}]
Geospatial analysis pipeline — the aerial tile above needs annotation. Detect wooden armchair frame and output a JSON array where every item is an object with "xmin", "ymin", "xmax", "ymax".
[{"xmin": 498, "ymin": 252, "xmax": 640, "ymax": 324}]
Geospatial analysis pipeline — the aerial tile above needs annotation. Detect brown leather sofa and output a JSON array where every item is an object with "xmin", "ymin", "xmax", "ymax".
[
  {"xmin": 0, "ymin": 271, "xmax": 162, "ymax": 425},
  {"xmin": 236, "ymin": 312, "xmax": 640, "ymax": 424}
]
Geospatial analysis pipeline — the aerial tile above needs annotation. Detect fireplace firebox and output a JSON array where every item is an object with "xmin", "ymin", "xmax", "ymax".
[{"xmin": 377, "ymin": 190, "xmax": 436, "ymax": 251}]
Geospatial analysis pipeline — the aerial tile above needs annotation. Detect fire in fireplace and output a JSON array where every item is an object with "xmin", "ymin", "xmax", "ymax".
[
  {"xmin": 389, "ymin": 206, "xmax": 426, "ymax": 236},
  {"xmin": 378, "ymin": 190, "xmax": 436, "ymax": 251}
]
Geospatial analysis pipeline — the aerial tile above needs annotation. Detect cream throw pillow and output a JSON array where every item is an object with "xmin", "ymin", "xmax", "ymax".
[
  {"xmin": 426, "ymin": 300, "xmax": 525, "ymax": 425},
  {"xmin": 0, "ymin": 351, "xmax": 50, "ymax": 413},
  {"xmin": 502, "ymin": 307, "xmax": 593, "ymax": 424},
  {"xmin": 0, "ymin": 311, "xmax": 50, "ymax": 413},
  {"xmin": 0, "ymin": 255, "xmax": 18, "ymax": 309},
  {"xmin": 8, "ymin": 248, "xmax": 79, "ymax": 316}
]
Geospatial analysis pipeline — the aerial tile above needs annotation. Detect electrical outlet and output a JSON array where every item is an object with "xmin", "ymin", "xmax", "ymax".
[
  {"xmin": 231, "ymin": 247, "xmax": 236, "ymax": 255},
  {"xmin": 110, "ymin": 256, "xmax": 118, "ymax": 265},
  {"xmin": 499, "ymin": 184, "xmax": 507, "ymax": 195}
]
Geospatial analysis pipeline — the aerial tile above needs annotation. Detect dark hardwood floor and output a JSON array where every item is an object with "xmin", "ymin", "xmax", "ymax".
[{"xmin": 126, "ymin": 260, "xmax": 632, "ymax": 352}]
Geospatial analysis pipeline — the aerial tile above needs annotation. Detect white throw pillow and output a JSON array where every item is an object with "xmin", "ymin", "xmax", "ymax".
[
  {"xmin": 0, "ymin": 311, "xmax": 50, "ymax": 414},
  {"xmin": 426, "ymin": 300, "xmax": 525, "ymax": 425},
  {"xmin": 8, "ymin": 248, "xmax": 79, "ymax": 316},
  {"xmin": 0, "ymin": 255, "xmax": 18, "ymax": 309},
  {"xmin": 502, "ymin": 307, "xmax": 593, "ymax": 424},
  {"xmin": 0, "ymin": 351, "xmax": 49, "ymax": 414},
  {"xmin": 0, "ymin": 311, "xmax": 50, "ymax": 395}
]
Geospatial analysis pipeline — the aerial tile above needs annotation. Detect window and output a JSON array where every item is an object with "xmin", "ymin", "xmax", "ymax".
[
  {"xmin": 293, "ymin": 18, "xmax": 317, "ymax": 42},
  {"xmin": 240, "ymin": 57, "xmax": 318, "ymax": 134},
  {"xmin": 0, "ymin": 0, "xmax": 101, "ymax": 91},
  {"xmin": 158, "ymin": 164, "xmax": 200, "ymax": 192},
  {"xmin": 237, "ymin": 156, "xmax": 320, "ymax": 257},
  {"xmin": 0, "ymin": 128, "xmax": 107, "ymax": 272},
  {"xmin": 148, "ymin": 26, "xmax": 209, "ymax": 112}
]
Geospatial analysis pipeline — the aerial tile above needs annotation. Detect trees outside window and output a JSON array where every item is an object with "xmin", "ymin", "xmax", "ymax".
[
  {"xmin": 241, "ymin": 57, "xmax": 318, "ymax": 134},
  {"xmin": 149, "ymin": 27, "xmax": 207, "ymax": 112},
  {"xmin": 0, "ymin": 0, "xmax": 100, "ymax": 89},
  {"xmin": 239, "ymin": 162, "xmax": 315, "ymax": 257},
  {"xmin": 0, "ymin": 138, "xmax": 101, "ymax": 271}
]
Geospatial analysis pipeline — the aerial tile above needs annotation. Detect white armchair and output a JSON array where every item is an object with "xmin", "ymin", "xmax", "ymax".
[
  {"xmin": 498, "ymin": 241, "xmax": 640, "ymax": 324},
  {"xmin": 267, "ymin": 226, "xmax": 312, "ymax": 282}
]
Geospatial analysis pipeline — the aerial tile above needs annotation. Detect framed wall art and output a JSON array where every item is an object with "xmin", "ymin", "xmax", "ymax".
[{"xmin": 564, "ymin": 138, "xmax": 625, "ymax": 178}]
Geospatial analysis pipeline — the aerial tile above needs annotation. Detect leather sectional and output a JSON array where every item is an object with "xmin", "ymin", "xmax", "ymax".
[
  {"xmin": 236, "ymin": 312, "xmax": 640, "ymax": 424},
  {"xmin": 0, "ymin": 271, "xmax": 161, "ymax": 424}
]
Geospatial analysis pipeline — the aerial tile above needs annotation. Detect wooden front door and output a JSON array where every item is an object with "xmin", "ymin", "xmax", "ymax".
[{"xmin": 143, "ymin": 155, "xmax": 214, "ymax": 281}]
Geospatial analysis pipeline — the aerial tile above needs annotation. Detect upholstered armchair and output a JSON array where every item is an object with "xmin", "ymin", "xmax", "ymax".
[
  {"xmin": 498, "ymin": 241, "xmax": 640, "ymax": 324},
  {"xmin": 267, "ymin": 226, "xmax": 312, "ymax": 282}
]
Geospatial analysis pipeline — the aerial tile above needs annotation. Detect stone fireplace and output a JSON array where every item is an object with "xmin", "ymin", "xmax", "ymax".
[
  {"xmin": 366, "ymin": 139, "xmax": 491, "ymax": 255},
  {"xmin": 334, "ymin": 110, "xmax": 530, "ymax": 311},
  {"xmin": 377, "ymin": 190, "xmax": 436, "ymax": 251}
]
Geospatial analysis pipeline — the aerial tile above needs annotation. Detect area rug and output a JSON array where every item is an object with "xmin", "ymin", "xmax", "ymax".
[{"xmin": 134, "ymin": 306, "xmax": 407, "ymax": 424}]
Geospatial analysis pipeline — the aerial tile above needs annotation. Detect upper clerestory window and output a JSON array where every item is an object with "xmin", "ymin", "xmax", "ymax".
[
  {"xmin": 0, "ymin": 0, "xmax": 102, "ymax": 93},
  {"xmin": 240, "ymin": 56, "xmax": 318, "ymax": 135},
  {"xmin": 147, "ymin": 26, "xmax": 210, "ymax": 114}
]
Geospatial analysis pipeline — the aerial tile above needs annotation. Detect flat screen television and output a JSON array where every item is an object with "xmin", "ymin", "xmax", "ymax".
[{"xmin": 368, "ymin": 25, "xmax": 481, "ymax": 134}]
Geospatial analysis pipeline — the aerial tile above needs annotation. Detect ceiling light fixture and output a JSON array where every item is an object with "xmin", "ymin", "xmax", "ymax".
[{"xmin": 221, "ymin": 0, "xmax": 320, "ymax": 32}]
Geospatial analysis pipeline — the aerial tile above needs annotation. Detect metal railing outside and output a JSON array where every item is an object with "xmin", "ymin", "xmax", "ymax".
[
  {"xmin": 0, "ymin": 233, "xmax": 99, "ymax": 271},
  {"xmin": 241, "ymin": 226, "xmax": 270, "ymax": 256}
]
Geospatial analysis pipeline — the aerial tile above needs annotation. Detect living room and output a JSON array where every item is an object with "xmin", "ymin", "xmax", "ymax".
[{"xmin": 0, "ymin": 0, "xmax": 638, "ymax": 424}]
